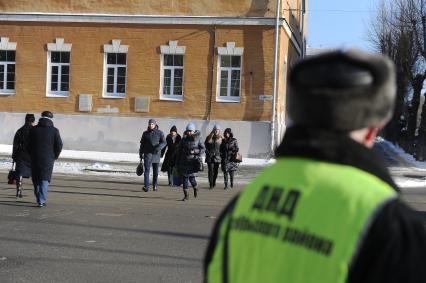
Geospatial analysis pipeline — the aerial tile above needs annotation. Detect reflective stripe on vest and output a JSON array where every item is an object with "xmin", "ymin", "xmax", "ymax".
[{"xmin": 206, "ymin": 158, "xmax": 397, "ymax": 283}]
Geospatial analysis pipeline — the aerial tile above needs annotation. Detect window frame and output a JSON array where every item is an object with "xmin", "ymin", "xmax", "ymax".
[
  {"xmin": 46, "ymin": 51, "xmax": 71, "ymax": 97},
  {"xmin": 216, "ymin": 54, "xmax": 242, "ymax": 103},
  {"xmin": 102, "ymin": 52, "xmax": 128, "ymax": 99},
  {"xmin": 0, "ymin": 50, "xmax": 16, "ymax": 95},
  {"xmin": 159, "ymin": 54, "xmax": 184, "ymax": 101}
]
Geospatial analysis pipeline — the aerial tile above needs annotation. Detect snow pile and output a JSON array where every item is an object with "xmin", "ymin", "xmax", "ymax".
[
  {"xmin": 0, "ymin": 144, "xmax": 274, "ymax": 166},
  {"xmin": 376, "ymin": 137, "xmax": 426, "ymax": 170}
]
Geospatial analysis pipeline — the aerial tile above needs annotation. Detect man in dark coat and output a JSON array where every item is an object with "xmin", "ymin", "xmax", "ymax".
[
  {"xmin": 28, "ymin": 111, "xmax": 63, "ymax": 207},
  {"xmin": 139, "ymin": 119, "xmax": 166, "ymax": 192},
  {"xmin": 12, "ymin": 113, "xmax": 35, "ymax": 198}
]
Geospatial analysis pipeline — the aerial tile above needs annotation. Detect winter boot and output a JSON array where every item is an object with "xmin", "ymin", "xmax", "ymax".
[
  {"xmin": 230, "ymin": 173, "xmax": 234, "ymax": 188},
  {"xmin": 193, "ymin": 187, "xmax": 198, "ymax": 198},
  {"xmin": 182, "ymin": 189, "xmax": 189, "ymax": 201},
  {"xmin": 16, "ymin": 177, "xmax": 23, "ymax": 198}
]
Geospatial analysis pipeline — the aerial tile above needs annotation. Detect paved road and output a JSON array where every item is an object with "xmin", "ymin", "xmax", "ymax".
[
  {"xmin": 0, "ymin": 172, "xmax": 240, "ymax": 283},
  {"xmin": 0, "ymin": 163, "xmax": 425, "ymax": 283}
]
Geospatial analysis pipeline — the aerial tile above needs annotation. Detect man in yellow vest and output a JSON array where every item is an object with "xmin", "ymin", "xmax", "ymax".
[{"xmin": 204, "ymin": 50, "xmax": 426, "ymax": 282}]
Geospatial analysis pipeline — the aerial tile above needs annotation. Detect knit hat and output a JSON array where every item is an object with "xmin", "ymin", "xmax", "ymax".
[
  {"xmin": 41, "ymin": 111, "xmax": 53, "ymax": 119},
  {"xmin": 213, "ymin": 124, "xmax": 221, "ymax": 131},
  {"xmin": 288, "ymin": 49, "xmax": 396, "ymax": 132},
  {"xmin": 25, "ymin": 113, "xmax": 35, "ymax": 123},
  {"xmin": 170, "ymin": 125, "xmax": 177, "ymax": 133},
  {"xmin": 148, "ymin": 118, "xmax": 156, "ymax": 125},
  {"xmin": 186, "ymin": 122, "xmax": 196, "ymax": 132}
]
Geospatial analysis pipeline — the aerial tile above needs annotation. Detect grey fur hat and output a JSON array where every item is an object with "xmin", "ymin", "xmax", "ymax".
[{"xmin": 288, "ymin": 49, "xmax": 396, "ymax": 132}]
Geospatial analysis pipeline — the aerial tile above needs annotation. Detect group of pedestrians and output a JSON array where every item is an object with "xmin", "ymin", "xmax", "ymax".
[
  {"xmin": 204, "ymin": 125, "xmax": 239, "ymax": 190},
  {"xmin": 12, "ymin": 111, "xmax": 63, "ymax": 207},
  {"xmin": 139, "ymin": 120, "xmax": 240, "ymax": 201}
]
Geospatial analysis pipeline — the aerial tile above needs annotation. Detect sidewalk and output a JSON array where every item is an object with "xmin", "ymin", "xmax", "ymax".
[{"xmin": 0, "ymin": 144, "xmax": 274, "ymax": 184}]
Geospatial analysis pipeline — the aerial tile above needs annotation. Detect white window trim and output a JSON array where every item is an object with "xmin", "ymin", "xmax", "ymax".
[
  {"xmin": 159, "ymin": 41, "xmax": 185, "ymax": 101},
  {"xmin": 46, "ymin": 38, "xmax": 72, "ymax": 97},
  {"xmin": 216, "ymin": 42, "xmax": 243, "ymax": 103},
  {"xmin": 0, "ymin": 37, "xmax": 16, "ymax": 95},
  {"xmin": 102, "ymin": 40, "xmax": 128, "ymax": 98}
]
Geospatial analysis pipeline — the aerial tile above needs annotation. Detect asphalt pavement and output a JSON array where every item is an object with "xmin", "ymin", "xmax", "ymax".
[
  {"xmin": 0, "ymin": 172, "xmax": 243, "ymax": 283},
  {"xmin": 0, "ymin": 145, "xmax": 426, "ymax": 282}
]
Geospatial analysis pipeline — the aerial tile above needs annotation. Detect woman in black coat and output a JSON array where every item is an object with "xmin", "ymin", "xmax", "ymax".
[
  {"xmin": 161, "ymin": 125, "xmax": 181, "ymax": 186},
  {"xmin": 204, "ymin": 124, "xmax": 222, "ymax": 189},
  {"xmin": 12, "ymin": 113, "xmax": 35, "ymax": 198},
  {"xmin": 175, "ymin": 123, "xmax": 205, "ymax": 201},
  {"xmin": 220, "ymin": 128, "xmax": 239, "ymax": 189}
]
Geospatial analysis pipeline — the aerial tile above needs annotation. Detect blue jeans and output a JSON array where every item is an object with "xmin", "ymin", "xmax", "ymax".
[
  {"xmin": 183, "ymin": 176, "xmax": 197, "ymax": 190},
  {"xmin": 33, "ymin": 180, "xmax": 49, "ymax": 204},
  {"xmin": 144, "ymin": 159, "xmax": 159, "ymax": 189}
]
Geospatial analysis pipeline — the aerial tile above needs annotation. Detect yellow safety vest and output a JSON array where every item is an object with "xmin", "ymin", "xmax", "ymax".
[{"xmin": 206, "ymin": 157, "xmax": 397, "ymax": 283}]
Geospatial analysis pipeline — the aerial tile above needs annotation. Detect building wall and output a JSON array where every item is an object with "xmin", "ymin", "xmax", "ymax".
[
  {"xmin": 282, "ymin": 0, "xmax": 305, "ymax": 54},
  {"xmin": 0, "ymin": 22, "xmax": 275, "ymax": 121},
  {"xmin": 0, "ymin": 0, "xmax": 307, "ymax": 156},
  {"xmin": 0, "ymin": 0, "xmax": 277, "ymax": 17},
  {"xmin": 0, "ymin": 112, "xmax": 272, "ymax": 158}
]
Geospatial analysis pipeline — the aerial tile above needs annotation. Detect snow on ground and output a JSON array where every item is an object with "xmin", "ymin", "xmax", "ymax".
[
  {"xmin": 0, "ymin": 144, "xmax": 275, "ymax": 180},
  {"xmin": 393, "ymin": 177, "xmax": 426, "ymax": 188},
  {"xmin": 376, "ymin": 137, "xmax": 426, "ymax": 170},
  {"xmin": 1, "ymin": 141, "xmax": 426, "ymax": 188},
  {"xmin": 0, "ymin": 144, "xmax": 275, "ymax": 166}
]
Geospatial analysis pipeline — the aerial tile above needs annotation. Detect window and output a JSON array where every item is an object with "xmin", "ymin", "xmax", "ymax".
[
  {"xmin": 103, "ymin": 40, "xmax": 128, "ymax": 98},
  {"xmin": 159, "ymin": 41, "xmax": 186, "ymax": 101},
  {"xmin": 0, "ymin": 50, "xmax": 15, "ymax": 94},
  {"xmin": 217, "ymin": 42, "xmax": 243, "ymax": 102},
  {"xmin": 161, "ymin": 54, "xmax": 184, "ymax": 100},
  {"xmin": 46, "ymin": 38, "xmax": 72, "ymax": 97},
  {"xmin": 104, "ymin": 52, "xmax": 127, "ymax": 97},
  {"xmin": 218, "ymin": 55, "xmax": 241, "ymax": 101},
  {"xmin": 47, "ymin": 51, "xmax": 70, "ymax": 96}
]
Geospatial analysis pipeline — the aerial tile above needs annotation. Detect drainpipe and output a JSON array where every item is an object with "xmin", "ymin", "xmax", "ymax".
[
  {"xmin": 207, "ymin": 25, "xmax": 216, "ymax": 121},
  {"xmin": 271, "ymin": 0, "xmax": 281, "ymax": 155}
]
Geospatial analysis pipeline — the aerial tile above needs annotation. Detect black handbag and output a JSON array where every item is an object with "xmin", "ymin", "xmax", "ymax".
[
  {"xmin": 8, "ymin": 162, "xmax": 17, "ymax": 185},
  {"xmin": 136, "ymin": 160, "xmax": 144, "ymax": 176}
]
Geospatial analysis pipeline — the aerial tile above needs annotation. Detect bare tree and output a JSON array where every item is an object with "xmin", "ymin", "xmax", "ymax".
[{"xmin": 368, "ymin": 0, "xmax": 426, "ymax": 158}]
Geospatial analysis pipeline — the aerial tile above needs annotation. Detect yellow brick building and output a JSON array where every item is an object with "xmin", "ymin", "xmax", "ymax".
[{"xmin": 0, "ymin": 0, "xmax": 307, "ymax": 157}]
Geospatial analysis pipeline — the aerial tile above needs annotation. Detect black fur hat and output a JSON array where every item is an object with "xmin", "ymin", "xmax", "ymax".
[
  {"xmin": 41, "ymin": 111, "xmax": 53, "ymax": 119},
  {"xmin": 288, "ymin": 49, "xmax": 396, "ymax": 132},
  {"xmin": 224, "ymin": 128, "xmax": 233, "ymax": 138},
  {"xmin": 25, "ymin": 113, "xmax": 35, "ymax": 123}
]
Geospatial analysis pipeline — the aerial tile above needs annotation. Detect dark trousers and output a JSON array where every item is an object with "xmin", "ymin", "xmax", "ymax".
[
  {"xmin": 183, "ymin": 175, "xmax": 197, "ymax": 190},
  {"xmin": 207, "ymin": 162, "xmax": 220, "ymax": 187},
  {"xmin": 144, "ymin": 159, "xmax": 159, "ymax": 189},
  {"xmin": 167, "ymin": 166, "xmax": 173, "ymax": 185},
  {"xmin": 224, "ymin": 171, "xmax": 235, "ymax": 188}
]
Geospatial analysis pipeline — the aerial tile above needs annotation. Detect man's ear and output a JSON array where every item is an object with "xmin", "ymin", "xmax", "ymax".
[{"xmin": 365, "ymin": 127, "xmax": 379, "ymax": 148}]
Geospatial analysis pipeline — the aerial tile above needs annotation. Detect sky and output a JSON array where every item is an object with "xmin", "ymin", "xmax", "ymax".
[{"xmin": 307, "ymin": 0, "xmax": 378, "ymax": 51}]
